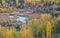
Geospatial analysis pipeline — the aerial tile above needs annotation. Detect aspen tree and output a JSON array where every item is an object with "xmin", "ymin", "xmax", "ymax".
[
  {"xmin": 46, "ymin": 22, "xmax": 52, "ymax": 38},
  {"xmin": 16, "ymin": 0, "xmax": 19, "ymax": 6},
  {"xmin": 6, "ymin": 28, "xmax": 13, "ymax": 38}
]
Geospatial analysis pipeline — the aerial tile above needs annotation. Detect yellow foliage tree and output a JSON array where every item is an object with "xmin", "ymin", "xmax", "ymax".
[
  {"xmin": 28, "ymin": 19, "xmax": 43, "ymax": 38},
  {"xmin": 28, "ymin": 14, "xmax": 52, "ymax": 38},
  {"xmin": 2, "ymin": 0, "xmax": 6, "ymax": 5},
  {"xmin": 0, "ymin": 27, "xmax": 7, "ymax": 38},
  {"xmin": 56, "ymin": 16, "xmax": 60, "ymax": 21},
  {"xmin": 46, "ymin": 22, "xmax": 52, "ymax": 38},
  {"xmin": 13, "ymin": 28, "xmax": 21, "ymax": 38},
  {"xmin": 0, "ymin": 25, "xmax": 2, "ymax": 31},
  {"xmin": 40, "ymin": 14, "xmax": 51, "ymax": 21},
  {"xmin": 16, "ymin": 0, "xmax": 19, "ymax": 6},
  {"xmin": 6, "ymin": 28, "xmax": 13, "ymax": 38},
  {"xmin": 20, "ymin": 24, "xmax": 33, "ymax": 38}
]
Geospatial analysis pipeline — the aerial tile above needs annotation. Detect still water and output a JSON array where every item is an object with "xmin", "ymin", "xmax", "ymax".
[
  {"xmin": 16, "ymin": 16, "xmax": 27, "ymax": 23},
  {"xmin": 9, "ymin": 16, "xmax": 27, "ymax": 23}
]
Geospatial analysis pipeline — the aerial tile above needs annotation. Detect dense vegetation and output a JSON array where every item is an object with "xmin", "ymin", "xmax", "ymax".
[
  {"xmin": 0, "ymin": 13, "xmax": 60, "ymax": 38},
  {"xmin": 0, "ymin": 0, "xmax": 60, "ymax": 13},
  {"xmin": 0, "ymin": 0, "xmax": 60, "ymax": 38}
]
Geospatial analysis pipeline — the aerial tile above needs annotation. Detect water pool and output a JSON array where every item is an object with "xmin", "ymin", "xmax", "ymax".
[{"xmin": 16, "ymin": 16, "xmax": 27, "ymax": 24}]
